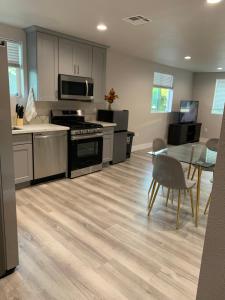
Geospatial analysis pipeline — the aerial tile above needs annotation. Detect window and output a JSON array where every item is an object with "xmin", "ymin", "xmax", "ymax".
[
  {"xmin": 151, "ymin": 72, "xmax": 174, "ymax": 113},
  {"xmin": 7, "ymin": 41, "xmax": 23, "ymax": 97},
  {"xmin": 212, "ymin": 79, "xmax": 225, "ymax": 115}
]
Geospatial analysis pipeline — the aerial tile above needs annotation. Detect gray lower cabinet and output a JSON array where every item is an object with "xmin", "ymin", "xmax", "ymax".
[
  {"xmin": 12, "ymin": 134, "xmax": 33, "ymax": 184},
  {"xmin": 103, "ymin": 127, "xmax": 114, "ymax": 163}
]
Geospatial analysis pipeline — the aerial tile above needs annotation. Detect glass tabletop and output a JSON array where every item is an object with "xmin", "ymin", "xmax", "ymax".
[{"xmin": 148, "ymin": 143, "xmax": 217, "ymax": 169}]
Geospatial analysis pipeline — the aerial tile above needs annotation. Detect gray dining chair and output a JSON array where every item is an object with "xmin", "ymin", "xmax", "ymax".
[
  {"xmin": 191, "ymin": 138, "xmax": 219, "ymax": 215},
  {"xmin": 148, "ymin": 138, "xmax": 167, "ymax": 197},
  {"xmin": 191, "ymin": 138, "xmax": 219, "ymax": 179},
  {"xmin": 147, "ymin": 155, "xmax": 196, "ymax": 229}
]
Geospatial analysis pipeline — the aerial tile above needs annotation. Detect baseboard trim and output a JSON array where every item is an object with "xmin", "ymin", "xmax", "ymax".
[{"xmin": 132, "ymin": 142, "xmax": 153, "ymax": 152}]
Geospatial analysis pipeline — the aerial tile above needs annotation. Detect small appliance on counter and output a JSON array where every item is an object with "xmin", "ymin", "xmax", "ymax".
[
  {"xmin": 51, "ymin": 110, "xmax": 103, "ymax": 178},
  {"xmin": 97, "ymin": 109, "xmax": 129, "ymax": 164}
]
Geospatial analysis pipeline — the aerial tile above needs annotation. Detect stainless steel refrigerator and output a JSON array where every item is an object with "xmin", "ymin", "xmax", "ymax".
[
  {"xmin": 0, "ymin": 41, "xmax": 19, "ymax": 278},
  {"xmin": 97, "ymin": 110, "xmax": 129, "ymax": 164}
]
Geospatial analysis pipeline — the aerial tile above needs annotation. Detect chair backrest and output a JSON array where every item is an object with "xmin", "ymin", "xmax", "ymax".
[
  {"xmin": 152, "ymin": 138, "xmax": 167, "ymax": 152},
  {"xmin": 153, "ymin": 155, "xmax": 187, "ymax": 189},
  {"xmin": 206, "ymin": 138, "xmax": 219, "ymax": 152}
]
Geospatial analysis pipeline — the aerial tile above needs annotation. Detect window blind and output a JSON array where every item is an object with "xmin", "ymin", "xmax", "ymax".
[
  {"xmin": 153, "ymin": 72, "xmax": 174, "ymax": 89},
  {"xmin": 7, "ymin": 41, "xmax": 21, "ymax": 67},
  {"xmin": 212, "ymin": 79, "xmax": 225, "ymax": 114}
]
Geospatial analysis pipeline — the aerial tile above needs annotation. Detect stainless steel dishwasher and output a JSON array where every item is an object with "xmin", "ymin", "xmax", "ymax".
[{"xmin": 33, "ymin": 131, "xmax": 67, "ymax": 180}]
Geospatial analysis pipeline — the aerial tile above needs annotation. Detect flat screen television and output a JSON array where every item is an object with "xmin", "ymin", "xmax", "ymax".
[{"xmin": 179, "ymin": 100, "xmax": 199, "ymax": 123}]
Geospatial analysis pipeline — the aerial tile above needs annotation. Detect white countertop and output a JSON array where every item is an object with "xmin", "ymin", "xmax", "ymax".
[
  {"xmin": 94, "ymin": 121, "xmax": 117, "ymax": 128},
  {"xmin": 12, "ymin": 124, "xmax": 70, "ymax": 135}
]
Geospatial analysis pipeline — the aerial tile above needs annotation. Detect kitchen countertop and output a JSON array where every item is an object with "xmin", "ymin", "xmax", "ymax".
[
  {"xmin": 12, "ymin": 124, "xmax": 70, "ymax": 135},
  {"xmin": 94, "ymin": 121, "xmax": 117, "ymax": 128}
]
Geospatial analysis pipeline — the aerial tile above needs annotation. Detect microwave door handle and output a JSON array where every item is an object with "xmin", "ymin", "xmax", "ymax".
[{"xmin": 86, "ymin": 80, "xmax": 88, "ymax": 96}]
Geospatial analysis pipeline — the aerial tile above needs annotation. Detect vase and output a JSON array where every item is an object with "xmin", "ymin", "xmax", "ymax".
[{"xmin": 108, "ymin": 103, "xmax": 112, "ymax": 110}]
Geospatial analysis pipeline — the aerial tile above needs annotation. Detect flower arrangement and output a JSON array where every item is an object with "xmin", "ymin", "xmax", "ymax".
[{"xmin": 105, "ymin": 88, "xmax": 119, "ymax": 110}]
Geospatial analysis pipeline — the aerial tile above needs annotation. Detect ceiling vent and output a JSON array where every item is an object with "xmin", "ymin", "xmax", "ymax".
[{"xmin": 123, "ymin": 15, "xmax": 152, "ymax": 26}]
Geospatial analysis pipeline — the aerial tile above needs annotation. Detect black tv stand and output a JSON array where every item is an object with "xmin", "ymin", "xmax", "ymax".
[{"xmin": 168, "ymin": 123, "xmax": 202, "ymax": 145}]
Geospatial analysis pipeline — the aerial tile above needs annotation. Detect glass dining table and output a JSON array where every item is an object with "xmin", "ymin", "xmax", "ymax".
[{"xmin": 148, "ymin": 143, "xmax": 217, "ymax": 227}]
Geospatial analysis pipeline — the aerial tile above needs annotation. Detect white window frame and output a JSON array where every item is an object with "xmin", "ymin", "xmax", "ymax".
[
  {"xmin": 211, "ymin": 79, "xmax": 225, "ymax": 115},
  {"xmin": 6, "ymin": 40, "xmax": 23, "ymax": 98},
  {"xmin": 151, "ymin": 72, "xmax": 174, "ymax": 113}
]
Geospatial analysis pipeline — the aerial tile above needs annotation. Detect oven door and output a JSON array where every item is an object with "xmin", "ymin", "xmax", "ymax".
[
  {"xmin": 58, "ymin": 74, "xmax": 94, "ymax": 101},
  {"xmin": 69, "ymin": 134, "xmax": 103, "ymax": 172}
]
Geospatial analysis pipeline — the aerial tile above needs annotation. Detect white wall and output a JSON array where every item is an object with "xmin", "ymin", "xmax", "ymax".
[
  {"xmin": 193, "ymin": 72, "xmax": 225, "ymax": 139},
  {"xmin": 106, "ymin": 49, "xmax": 193, "ymax": 148}
]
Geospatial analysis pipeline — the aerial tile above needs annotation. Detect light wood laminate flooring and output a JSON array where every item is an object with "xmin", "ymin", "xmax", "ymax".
[{"xmin": 0, "ymin": 149, "xmax": 211, "ymax": 300}]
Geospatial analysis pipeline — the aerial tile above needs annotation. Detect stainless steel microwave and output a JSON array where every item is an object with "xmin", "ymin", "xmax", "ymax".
[{"xmin": 58, "ymin": 74, "xmax": 94, "ymax": 101}]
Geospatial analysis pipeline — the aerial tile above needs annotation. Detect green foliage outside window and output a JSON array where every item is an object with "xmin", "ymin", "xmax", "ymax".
[{"xmin": 151, "ymin": 87, "xmax": 173, "ymax": 113}]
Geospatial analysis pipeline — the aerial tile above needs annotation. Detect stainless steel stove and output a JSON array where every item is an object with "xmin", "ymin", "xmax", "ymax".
[{"xmin": 51, "ymin": 110, "xmax": 103, "ymax": 178}]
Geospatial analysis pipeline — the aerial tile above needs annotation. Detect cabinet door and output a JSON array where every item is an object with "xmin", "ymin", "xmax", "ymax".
[
  {"xmin": 92, "ymin": 47, "xmax": 106, "ymax": 102},
  {"xmin": 37, "ymin": 32, "xmax": 58, "ymax": 101},
  {"xmin": 59, "ymin": 38, "xmax": 74, "ymax": 75},
  {"xmin": 103, "ymin": 129, "xmax": 114, "ymax": 163},
  {"xmin": 13, "ymin": 144, "xmax": 33, "ymax": 184},
  {"xmin": 73, "ymin": 42, "xmax": 92, "ymax": 77}
]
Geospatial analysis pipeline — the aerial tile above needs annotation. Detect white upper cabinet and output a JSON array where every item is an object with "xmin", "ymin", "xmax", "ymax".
[
  {"xmin": 27, "ymin": 31, "xmax": 58, "ymax": 101},
  {"xmin": 92, "ymin": 47, "xmax": 107, "ymax": 102},
  {"xmin": 37, "ymin": 33, "xmax": 58, "ymax": 101},
  {"xmin": 59, "ymin": 38, "xmax": 92, "ymax": 78},
  {"xmin": 27, "ymin": 27, "xmax": 107, "ymax": 102},
  {"xmin": 59, "ymin": 39, "xmax": 74, "ymax": 75},
  {"xmin": 73, "ymin": 42, "xmax": 92, "ymax": 77}
]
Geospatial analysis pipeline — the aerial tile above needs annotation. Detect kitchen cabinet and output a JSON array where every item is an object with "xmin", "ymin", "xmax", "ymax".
[
  {"xmin": 92, "ymin": 47, "xmax": 107, "ymax": 102},
  {"xmin": 102, "ymin": 127, "xmax": 114, "ymax": 163},
  {"xmin": 12, "ymin": 134, "xmax": 33, "ymax": 184},
  {"xmin": 26, "ymin": 26, "xmax": 107, "ymax": 103},
  {"xmin": 59, "ymin": 38, "xmax": 92, "ymax": 77},
  {"xmin": 27, "ymin": 31, "xmax": 59, "ymax": 101}
]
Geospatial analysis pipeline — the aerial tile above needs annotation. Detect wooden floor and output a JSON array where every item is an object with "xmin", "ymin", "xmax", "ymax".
[{"xmin": 0, "ymin": 149, "xmax": 211, "ymax": 300}]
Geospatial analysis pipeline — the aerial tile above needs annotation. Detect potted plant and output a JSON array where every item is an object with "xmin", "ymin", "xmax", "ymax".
[{"xmin": 105, "ymin": 88, "xmax": 119, "ymax": 110}]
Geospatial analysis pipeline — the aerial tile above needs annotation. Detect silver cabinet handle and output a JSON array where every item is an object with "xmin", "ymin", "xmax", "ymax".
[{"xmin": 74, "ymin": 65, "xmax": 76, "ymax": 75}]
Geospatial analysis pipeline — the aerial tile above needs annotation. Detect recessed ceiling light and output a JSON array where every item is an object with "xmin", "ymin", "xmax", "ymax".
[
  {"xmin": 207, "ymin": 0, "xmax": 223, "ymax": 4},
  {"xmin": 217, "ymin": 67, "xmax": 223, "ymax": 70},
  {"xmin": 97, "ymin": 24, "xmax": 107, "ymax": 31},
  {"xmin": 184, "ymin": 56, "xmax": 191, "ymax": 60}
]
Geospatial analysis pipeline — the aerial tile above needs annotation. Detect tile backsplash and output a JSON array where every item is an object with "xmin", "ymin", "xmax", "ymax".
[{"xmin": 11, "ymin": 97, "xmax": 107, "ymax": 125}]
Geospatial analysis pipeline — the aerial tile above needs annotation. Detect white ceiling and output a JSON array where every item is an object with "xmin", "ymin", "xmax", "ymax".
[{"xmin": 1, "ymin": 0, "xmax": 225, "ymax": 72}]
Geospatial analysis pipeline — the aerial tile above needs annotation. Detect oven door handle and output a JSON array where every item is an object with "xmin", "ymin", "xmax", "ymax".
[
  {"xmin": 71, "ymin": 133, "xmax": 103, "ymax": 141},
  {"xmin": 86, "ymin": 80, "xmax": 88, "ymax": 97}
]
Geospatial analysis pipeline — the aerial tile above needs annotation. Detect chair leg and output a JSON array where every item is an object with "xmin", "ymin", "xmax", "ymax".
[
  {"xmin": 166, "ymin": 188, "xmax": 171, "ymax": 207},
  {"xmin": 191, "ymin": 167, "xmax": 197, "ymax": 180},
  {"xmin": 148, "ymin": 183, "xmax": 160, "ymax": 216},
  {"xmin": 176, "ymin": 190, "xmax": 181, "ymax": 229},
  {"xmin": 189, "ymin": 189, "xmax": 194, "ymax": 218},
  {"xmin": 171, "ymin": 189, "xmax": 174, "ymax": 205},
  {"xmin": 147, "ymin": 180, "xmax": 156, "ymax": 210},
  {"xmin": 187, "ymin": 164, "xmax": 192, "ymax": 179},
  {"xmin": 148, "ymin": 178, "xmax": 154, "ymax": 198},
  {"xmin": 204, "ymin": 193, "xmax": 212, "ymax": 215}
]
